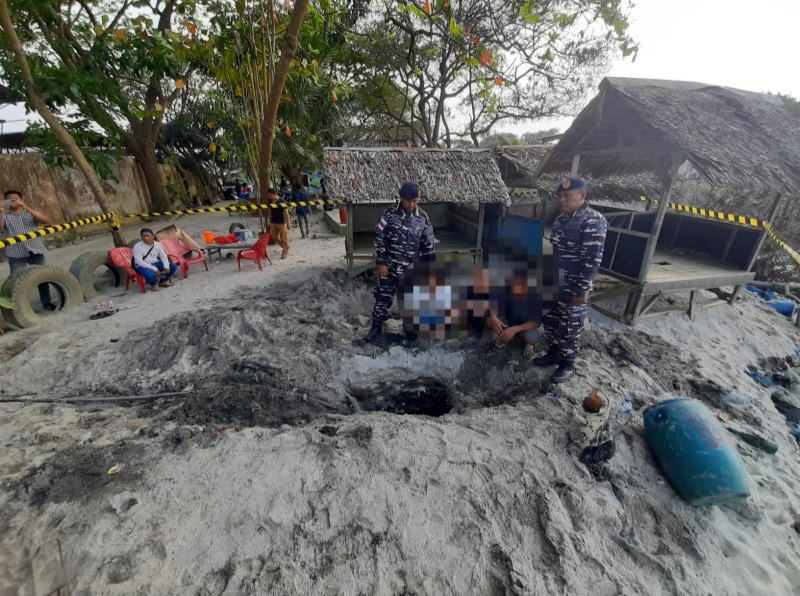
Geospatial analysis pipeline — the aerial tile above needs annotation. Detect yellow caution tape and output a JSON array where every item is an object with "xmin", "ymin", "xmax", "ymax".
[
  {"xmin": 0, "ymin": 213, "xmax": 116, "ymax": 250},
  {"xmin": 120, "ymin": 198, "xmax": 346, "ymax": 219},
  {"xmin": 639, "ymin": 195, "xmax": 800, "ymax": 265},
  {"xmin": 0, "ymin": 199, "xmax": 346, "ymax": 249}
]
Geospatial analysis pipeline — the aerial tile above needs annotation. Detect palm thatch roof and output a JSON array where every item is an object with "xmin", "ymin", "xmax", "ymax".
[
  {"xmin": 494, "ymin": 145, "xmax": 549, "ymax": 186},
  {"xmin": 494, "ymin": 144, "xmax": 664, "ymax": 203},
  {"xmin": 323, "ymin": 147, "xmax": 510, "ymax": 205},
  {"xmin": 537, "ymin": 77, "xmax": 800, "ymax": 197}
]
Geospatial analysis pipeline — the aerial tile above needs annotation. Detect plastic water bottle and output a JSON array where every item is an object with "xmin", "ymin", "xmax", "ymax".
[{"xmin": 617, "ymin": 396, "xmax": 632, "ymax": 424}]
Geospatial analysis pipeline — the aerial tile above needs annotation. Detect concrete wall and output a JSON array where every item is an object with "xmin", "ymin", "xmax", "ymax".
[{"xmin": 0, "ymin": 154, "xmax": 202, "ymax": 224}]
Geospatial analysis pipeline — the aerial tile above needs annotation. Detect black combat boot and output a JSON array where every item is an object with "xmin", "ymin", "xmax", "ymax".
[
  {"xmin": 550, "ymin": 361, "xmax": 575, "ymax": 384},
  {"xmin": 403, "ymin": 322, "xmax": 418, "ymax": 342},
  {"xmin": 364, "ymin": 321, "xmax": 383, "ymax": 342},
  {"xmin": 533, "ymin": 349, "xmax": 560, "ymax": 368}
]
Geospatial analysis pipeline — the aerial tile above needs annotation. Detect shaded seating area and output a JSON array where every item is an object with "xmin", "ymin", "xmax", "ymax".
[
  {"xmin": 323, "ymin": 147, "xmax": 510, "ymax": 272},
  {"xmin": 536, "ymin": 77, "xmax": 800, "ymax": 324}
]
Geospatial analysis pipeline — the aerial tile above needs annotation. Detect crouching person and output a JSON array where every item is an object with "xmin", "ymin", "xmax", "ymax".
[{"xmin": 133, "ymin": 227, "xmax": 178, "ymax": 291}]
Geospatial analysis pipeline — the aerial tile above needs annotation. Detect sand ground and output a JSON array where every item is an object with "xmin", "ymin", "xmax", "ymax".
[{"xmin": 1, "ymin": 208, "xmax": 799, "ymax": 595}]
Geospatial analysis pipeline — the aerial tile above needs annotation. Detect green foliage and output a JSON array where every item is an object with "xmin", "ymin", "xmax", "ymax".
[
  {"xmin": 349, "ymin": 0, "xmax": 638, "ymax": 146},
  {"xmin": 770, "ymin": 92, "xmax": 800, "ymax": 119},
  {"xmin": 23, "ymin": 121, "xmax": 121, "ymax": 181}
]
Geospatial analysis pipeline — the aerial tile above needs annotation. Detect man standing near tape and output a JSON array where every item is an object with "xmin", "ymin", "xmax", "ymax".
[
  {"xmin": 0, "ymin": 189, "xmax": 55, "ymax": 310},
  {"xmin": 364, "ymin": 182, "xmax": 436, "ymax": 342},
  {"xmin": 534, "ymin": 177, "xmax": 607, "ymax": 383}
]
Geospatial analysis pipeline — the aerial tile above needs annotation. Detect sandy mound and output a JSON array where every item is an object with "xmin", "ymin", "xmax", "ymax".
[{"xmin": 1, "ymin": 212, "xmax": 799, "ymax": 594}]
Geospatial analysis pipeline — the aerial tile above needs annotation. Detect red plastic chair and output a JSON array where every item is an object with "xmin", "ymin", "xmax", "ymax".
[
  {"xmin": 157, "ymin": 239, "xmax": 187, "ymax": 279},
  {"xmin": 237, "ymin": 234, "xmax": 272, "ymax": 271},
  {"xmin": 109, "ymin": 247, "xmax": 146, "ymax": 294}
]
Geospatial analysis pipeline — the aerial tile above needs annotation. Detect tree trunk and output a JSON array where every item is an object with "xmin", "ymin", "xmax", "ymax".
[
  {"xmin": 258, "ymin": 0, "xmax": 311, "ymax": 196},
  {"xmin": 0, "ymin": 0, "xmax": 125, "ymax": 247},
  {"xmin": 129, "ymin": 145, "xmax": 171, "ymax": 212}
]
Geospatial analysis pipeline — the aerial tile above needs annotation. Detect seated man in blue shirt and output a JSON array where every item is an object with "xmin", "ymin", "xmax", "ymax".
[
  {"xmin": 482, "ymin": 268, "xmax": 543, "ymax": 357},
  {"xmin": 132, "ymin": 228, "xmax": 178, "ymax": 291}
]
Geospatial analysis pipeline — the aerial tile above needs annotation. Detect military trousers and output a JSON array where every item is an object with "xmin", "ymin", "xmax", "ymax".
[
  {"xmin": 543, "ymin": 300, "xmax": 589, "ymax": 364},
  {"xmin": 372, "ymin": 264, "xmax": 408, "ymax": 323}
]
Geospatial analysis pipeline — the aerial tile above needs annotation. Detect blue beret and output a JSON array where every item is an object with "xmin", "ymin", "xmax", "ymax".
[
  {"xmin": 556, "ymin": 177, "xmax": 586, "ymax": 194},
  {"xmin": 399, "ymin": 181, "xmax": 420, "ymax": 200},
  {"xmin": 140, "ymin": 227, "xmax": 154, "ymax": 235}
]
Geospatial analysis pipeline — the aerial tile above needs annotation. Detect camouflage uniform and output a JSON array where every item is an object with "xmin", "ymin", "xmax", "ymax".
[
  {"xmin": 544, "ymin": 203, "xmax": 608, "ymax": 363},
  {"xmin": 373, "ymin": 203, "xmax": 435, "ymax": 323}
]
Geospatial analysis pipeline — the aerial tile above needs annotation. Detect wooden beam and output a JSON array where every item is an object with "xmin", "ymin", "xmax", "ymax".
[
  {"xmin": 637, "ymin": 152, "xmax": 684, "ymax": 283},
  {"xmin": 729, "ymin": 193, "xmax": 785, "ymax": 303},
  {"xmin": 570, "ymin": 154, "xmax": 581, "ymax": 177},
  {"xmin": 637, "ymin": 292, "xmax": 663, "ymax": 317},
  {"xmin": 746, "ymin": 193, "xmax": 784, "ymax": 272},
  {"xmin": 476, "ymin": 203, "xmax": 485, "ymax": 258},
  {"xmin": 688, "ymin": 291, "xmax": 697, "ymax": 321},
  {"xmin": 346, "ymin": 201, "xmax": 354, "ymax": 271},
  {"xmin": 572, "ymin": 147, "xmax": 674, "ymax": 160}
]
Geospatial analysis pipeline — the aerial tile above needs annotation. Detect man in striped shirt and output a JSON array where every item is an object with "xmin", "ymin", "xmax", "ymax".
[{"xmin": 0, "ymin": 189, "xmax": 54, "ymax": 310}]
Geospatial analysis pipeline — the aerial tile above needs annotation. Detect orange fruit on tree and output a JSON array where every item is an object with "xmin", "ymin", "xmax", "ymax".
[
  {"xmin": 494, "ymin": 76, "xmax": 503, "ymax": 85},
  {"xmin": 209, "ymin": 143, "xmax": 217, "ymax": 152},
  {"xmin": 175, "ymin": 79, "xmax": 185, "ymax": 89},
  {"xmin": 478, "ymin": 50, "xmax": 493, "ymax": 66},
  {"xmin": 114, "ymin": 29, "xmax": 125, "ymax": 41},
  {"xmin": 424, "ymin": 0, "xmax": 431, "ymax": 15},
  {"xmin": 286, "ymin": 125, "xmax": 292, "ymax": 137}
]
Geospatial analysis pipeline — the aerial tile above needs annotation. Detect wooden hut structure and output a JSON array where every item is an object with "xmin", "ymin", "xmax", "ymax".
[
  {"xmin": 324, "ymin": 147, "xmax": 510, "ymax": 271},
  {"xmin": 536, "ymin": 77, "xmax": 800, "ymax": 324}
]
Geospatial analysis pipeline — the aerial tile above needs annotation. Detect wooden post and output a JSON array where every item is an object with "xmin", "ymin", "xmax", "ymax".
[
  {"xmin": 476, "ymin": 203, "xmax": 485, "ymax": 261},
  {"xmin": 729, "ymin": 193, "xmax": 785, "ymax": 304},
  {"xmin": 570, "ymin": 154, "xmax": 581, "ymax": 177},
  {"xmin": 637, "ymin": 152, "xmax": 684, "ymax": 283},
  {"xmin": 346, "ymin": 200, "xmax": 354, "ymax": 271},
  {"xmin": 688, "ymin": 291, "xmax": 697, "ymax": 321}
]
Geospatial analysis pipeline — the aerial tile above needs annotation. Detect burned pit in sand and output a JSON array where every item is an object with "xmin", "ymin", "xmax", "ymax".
[{"xmin": 69, "ymin": 270, "xmax": 733, "ymax": 430}]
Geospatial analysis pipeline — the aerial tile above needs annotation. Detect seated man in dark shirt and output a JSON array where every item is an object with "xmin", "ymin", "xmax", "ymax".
[{"xmin": 482, "ymin": 268, "xmax": 543, "ymax": 358}]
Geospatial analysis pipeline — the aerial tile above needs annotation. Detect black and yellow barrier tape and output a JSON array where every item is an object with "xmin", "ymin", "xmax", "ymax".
[
  {"xmin": 121, "ymin": 197, "xmax": 346, "ymax": 219},
  {"xmin": 0, "ymin": 200, "xmax": 345, "ymax": 250},
  {"xmin": 639, "ymin": 196, "xmax": 763, "ymax": 227},
  {"xmin": 0, "ymin": 213, "xmax": 116, "ymax": 250},
  {"xmin": 639, "ymin": 195, "xmax": 800, "ymax": 266}
]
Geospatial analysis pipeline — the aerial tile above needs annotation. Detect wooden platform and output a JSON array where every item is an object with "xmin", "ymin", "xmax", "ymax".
[
  {"xmin": 640, "ymin": 248, "xmax": 755, "ymax": 292},
  {"xmin": 590, "ymin": 247, "xmax": 755, "ymax": 324}
]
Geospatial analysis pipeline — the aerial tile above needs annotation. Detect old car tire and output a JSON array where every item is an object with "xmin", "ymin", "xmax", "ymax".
[
  {"xmin": 0, "ymin": 265, "xmax": 84, "ymax": 329},
  {"xmin": 229, "ymin": 222, "xmax": 245, "ymax": 234},
  {"xmin": 69, "ymin": 251, "xmax": 122, "ymax": 300}
]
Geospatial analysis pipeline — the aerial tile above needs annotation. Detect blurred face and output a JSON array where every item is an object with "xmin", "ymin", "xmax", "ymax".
[
  {"xmin": 401, "ymin": 197, "xmax": 419, "ymax": 212},
  {"xmin": 5, "ymin": 192, "xmax": 21, "ymax": 209},
  {"xmin": 557, "ymin": 190, "xmax": 586, "ymax": 215},
  {"xmin": 511, "ymin": 276, "xmax": 529, "ymax": 297},
  {"xmin": 141, "ymin": 231, "xmax": 155, "ymax": 245},
  {"xmin": 268, "ymin": 193, "xmax": 279, "ymax": 203}
]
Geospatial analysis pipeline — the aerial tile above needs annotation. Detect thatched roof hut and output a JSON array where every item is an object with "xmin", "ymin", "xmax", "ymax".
[
  {"xmin": 494, "ymin": 144, "xmax": 664, "ymax": 205},
  {"xmin": 537, "ymin": 77, "xmax": 800, "ymax": 197},
  {"xmin": 324, "ymin": 147, "xmax": 510, "ymax": 206},
  {"xmin": 493, "ymin": 145, "xmax": 549, "ymax": 187}
]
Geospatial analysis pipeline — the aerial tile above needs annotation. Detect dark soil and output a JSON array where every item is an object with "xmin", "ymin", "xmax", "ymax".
[{"xmin": 11, "ymin": 440, "xmax": 148, "ymax": 507}]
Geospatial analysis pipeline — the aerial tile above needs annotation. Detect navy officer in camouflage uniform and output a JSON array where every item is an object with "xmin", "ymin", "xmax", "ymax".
[
  {"xmin": 364, "ymin": 181, "xmax": 436, "ymax": 342},
  {"xmin": 534, "ymin": 177, "xmax": 608, "ymax": 383}
]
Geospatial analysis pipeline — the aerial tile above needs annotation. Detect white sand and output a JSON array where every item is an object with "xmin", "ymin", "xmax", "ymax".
[{"xmin": 1, "ymin": 209, "xmax": 799, "ymax": 595}]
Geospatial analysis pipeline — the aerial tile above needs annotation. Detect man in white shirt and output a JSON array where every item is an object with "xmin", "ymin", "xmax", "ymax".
[{"xmin": 132, "ymin": 228, "xmax": 177, "ymax": 291}]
